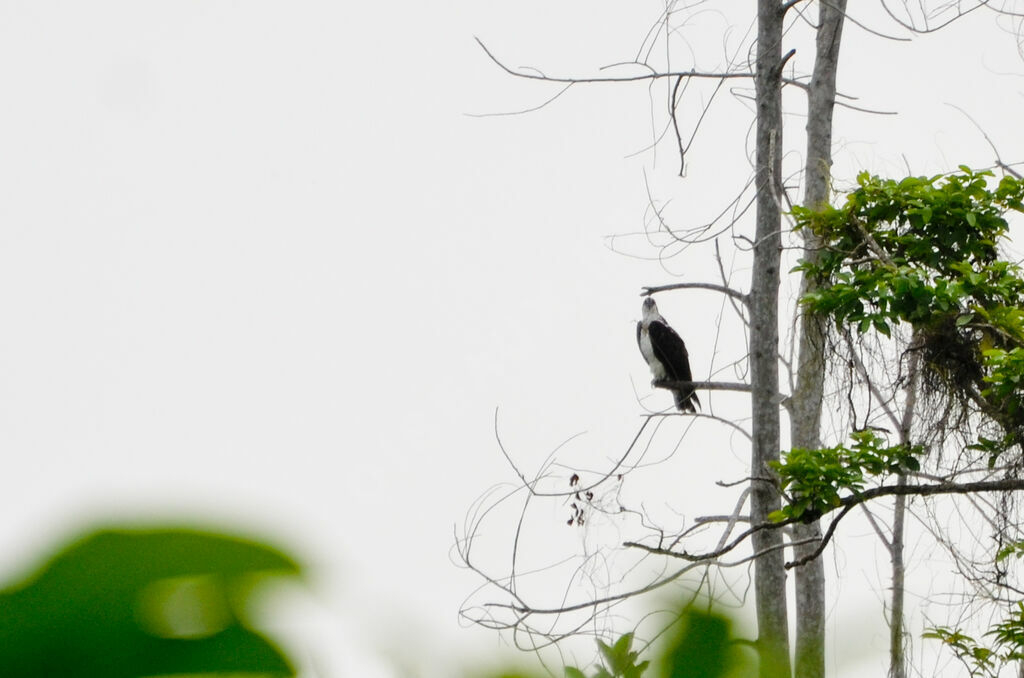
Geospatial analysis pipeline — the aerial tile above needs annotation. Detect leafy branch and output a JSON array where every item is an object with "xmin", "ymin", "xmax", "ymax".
[{"xmin": 769, "ymin": 430, "xmax": 923, "ymax": 522}]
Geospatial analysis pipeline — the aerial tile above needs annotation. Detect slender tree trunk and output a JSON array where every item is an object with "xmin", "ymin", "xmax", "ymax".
[
  {"xmin": 888, "ymin": 340, "xmax": 920, "ymax": 678},
  {"xmin": 889, "ymin": 488, "xmax": 907, "ymax": 678},
  {"xmin": 751, "ymin": 2, "xmax": 790, "ymax": 676},
  {"xmin": 792, "ymin": 3, "xmax": 847, "ymax": 678}
]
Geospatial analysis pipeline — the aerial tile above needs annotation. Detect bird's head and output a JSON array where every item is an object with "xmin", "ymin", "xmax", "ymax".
[{"xmin": 641, "ymin": 297, "xmax": 660, "ymax": 321}]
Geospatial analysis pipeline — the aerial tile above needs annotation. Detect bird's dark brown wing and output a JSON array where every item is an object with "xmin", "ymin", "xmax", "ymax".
[{"xmin": 648, "ymin": 320, "xmax": 700, "ymax": 411}]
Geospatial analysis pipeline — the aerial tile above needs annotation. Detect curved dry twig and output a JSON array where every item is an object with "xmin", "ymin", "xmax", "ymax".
[
  {"xmin": 947, "ymin": 102, "xmax": 1024, "ymax": 179},
  {"xmin": 879, "ymin": 0, "xmax": 990, "ymax": 34}
]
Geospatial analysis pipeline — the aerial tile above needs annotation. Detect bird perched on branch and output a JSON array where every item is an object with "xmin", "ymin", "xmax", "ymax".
[{"xmin": 637, "ymin": 297, "xmax": 700, "ymax": 412}]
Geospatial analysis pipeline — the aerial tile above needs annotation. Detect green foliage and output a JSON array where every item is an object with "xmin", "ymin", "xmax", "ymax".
[
  {"xmin": 787, "ymin": 166, "xmax": 1024, "ymax": 674},
  {"xmin": 981, "ymin": 347, "xmax": 1024, "ymax": 408},
  {"xmin": 926, "ymin": 602, "xmax": 1024, "ymax": 677},
  {"xmin": 794, "ymin": 170, "xmax": 1024, "ymax": 340},
  {"xmin": 659, "ymin": 609, "xmax": 733, "ymax": 678},
  {"xmin": 597, "ymin": 633, "xmax": 650, "ymax": 678},
  {"xmin": 967, "ymin": 432, "xmax": 1021, "ymax": 469},
  {"xmin": 566, "ymin": 632, "xmax": 649, "ymax": 678},
  {"xmin": 793, "ymin": 168, "xmax": 1024, "ymax": 462},
  {"xmin": 562, "ymin": 607, "xmax": 761, "ymax": 678},
  {"xmin": 990, "ymin": 603, "xmax": 1024, "ymax": 661},
  {"xmin": 923, "ymin": 627, "xmax": 997, "ymax": 677},
  {"xmin": 996, "ymin": 539, "xmax": 1024, "ymax": 563},
  {"xmin": 0, "ymin": 526, "xmax": 301, "ymax": 677},
  {"xmin": 769, "ymin": 430, "xmax": 922, "ymax": 522}
]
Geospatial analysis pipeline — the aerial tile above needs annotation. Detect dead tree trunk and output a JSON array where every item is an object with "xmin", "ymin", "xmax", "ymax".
[
  {"xmin": 791, "ymin": 3, "xmax": 847, "ymax": 678},
  {"xmin": 751, "ymin": 2, "xmax": 790, "ymax": 676}
]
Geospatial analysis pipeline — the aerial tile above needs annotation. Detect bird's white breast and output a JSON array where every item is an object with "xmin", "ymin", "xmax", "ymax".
[{"xmin": 639, "ymin": 325, "xmax": 668, "ymax": 380}]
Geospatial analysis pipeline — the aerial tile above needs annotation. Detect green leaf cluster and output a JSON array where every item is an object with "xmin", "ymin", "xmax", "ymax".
[
  {"xmin": 966, "ymin": 431, "xmax": 1021, "ymax": 469},
  {"xmin": 923, "ymin": 627, "xmax": 997, "ymax": 677},
  {"xmin": 794, "ymin": 170, "xmax": 1024, "ymax": 338},
  {"xmin": 926, "ymin": 601, "xmax": 1024, "ymax": 677},
  {"xmin": 996, "ymin": 539, "xmax": 1024, "ymax": 563},
  {"xmin": 769, "ymin": 430, "xmax": 923, "ymax": 522},
  {"xmin": 982, "ymin": 347, "xmax": 1024, "ymax": 411},
  {"xmin": 990, "ymin": 603, "xmax": 1024, "ymax": 662},
  {"xmin": 564, "ymin": 607, "xmax": 759, "ymax": 678},
  {"xmin": 566, "ymin": 632, "xmax": 649, "ymax": 678}
]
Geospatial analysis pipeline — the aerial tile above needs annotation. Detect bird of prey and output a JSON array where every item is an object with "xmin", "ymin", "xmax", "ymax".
[{"xmin": 637, "ymin": 297, "xmax": 700, "ymax": 412}]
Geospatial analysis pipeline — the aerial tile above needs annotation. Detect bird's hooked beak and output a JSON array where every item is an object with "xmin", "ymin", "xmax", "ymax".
[{"xmin": 642, "ymin": 297, "xmax": 658, "ymax": 315}]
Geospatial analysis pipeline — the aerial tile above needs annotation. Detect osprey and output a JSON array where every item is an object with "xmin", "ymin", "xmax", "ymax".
[{"xmin": 637, "ymin": 297, "xmax": 700, "ymax": 412}]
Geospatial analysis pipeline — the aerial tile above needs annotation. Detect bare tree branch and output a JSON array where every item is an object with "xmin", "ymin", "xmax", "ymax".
[
  {"xmin": 653, "ymin": 378, "xmax": 756, "ymax": 395},
  {"xmin": 625, "ymin": 478, "xmax": 1024, "ymax": 570},
  {"xmin": 642, "ymin": 282, "xmax": 748, "ymax": 304},
  {"xmin": 475, "ymin": 36, "xmax": 756, "ymax": 85}
]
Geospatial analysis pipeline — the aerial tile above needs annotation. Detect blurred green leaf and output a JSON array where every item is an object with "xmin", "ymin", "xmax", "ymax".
[
  {"xmin": 661, "ymin": 609, "xmax": 732, "ymax": 678},
  {"xmin": 0, "ymin": 526, "xmax": 301, "ymax": 677}
]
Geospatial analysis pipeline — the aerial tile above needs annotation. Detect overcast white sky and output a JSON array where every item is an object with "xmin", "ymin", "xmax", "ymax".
[{"xmin": 0, "ymin": 2, "xmax": 1023, "ymax": 677}]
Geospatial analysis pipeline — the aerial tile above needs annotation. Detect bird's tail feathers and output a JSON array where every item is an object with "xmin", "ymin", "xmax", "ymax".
[{"xmin": 673, "ymin": 389, "xmax": 700, "ymax": 413}]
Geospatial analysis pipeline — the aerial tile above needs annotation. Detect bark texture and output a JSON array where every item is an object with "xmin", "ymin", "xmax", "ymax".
[
  {"xmin": 792, "ymin": 3, "xmax": 847, "ymax": 677},
  {"xmin": 888, "ymin": 340, "xmax": 920, "ymax": 678},
  {"xmin": 751, "ymin": 2, "xmax": 790, "ymax": 676}
]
